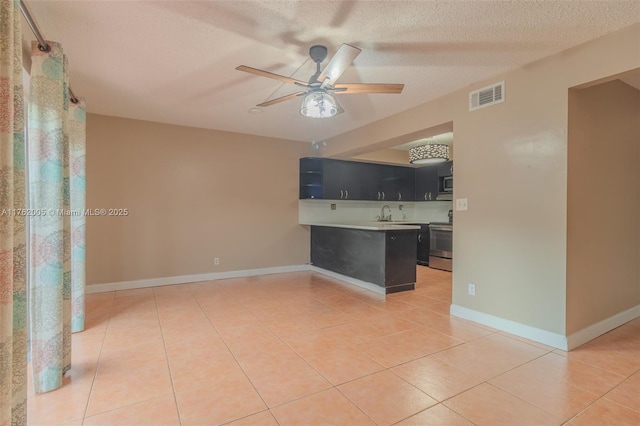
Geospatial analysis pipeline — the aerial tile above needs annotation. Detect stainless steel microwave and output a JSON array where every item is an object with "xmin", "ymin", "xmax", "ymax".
[
  {"xmin": 442, "ymin": 176, "xmax": 453, "ymax": 192},
  {"xmin": 436, "ymin": 176, "xmax": 453, "ymax": 200}
]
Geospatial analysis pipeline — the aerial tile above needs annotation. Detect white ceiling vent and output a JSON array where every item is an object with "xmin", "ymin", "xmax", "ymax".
[{"xmin": 469, "ymin": 81, "xmax": 505, "ymax": 111}]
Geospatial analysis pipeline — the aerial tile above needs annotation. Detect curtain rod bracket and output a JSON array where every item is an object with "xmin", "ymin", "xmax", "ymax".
[{"xmin": 21, "ymin": 0, "xmax": 80, "ymax": 102}]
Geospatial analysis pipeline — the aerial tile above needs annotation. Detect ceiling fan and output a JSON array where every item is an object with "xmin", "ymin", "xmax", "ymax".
[{"xmin": 236, "ymin": 44, "xmax": 404, "ymax": 118}]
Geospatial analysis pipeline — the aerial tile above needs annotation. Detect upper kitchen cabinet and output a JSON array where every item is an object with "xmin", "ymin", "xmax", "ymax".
[
  {"xmin": 300, "ymin": 157, "xmax": 368, "ymax": 200},
  {"xmin": 415, "ymin": 165, "xmax": 439, "ymax": 201},
  {"xmin": 299, "ymin": 157, "xmax": 323, "ymax": 199},
  {"xmin": 366, "ymin": 163, "xmax": 414, "ymax": 201},
  {"xmin": 321, "ymin": 159, "xmax": 346, "ymax": 199},
  {"xmin": 299, "ymin": 158, "xmax": 415, "ymax": 201},
  {"xmin": 437, "ymin": 160, "xmax": 454, "ymax": 177},
  {"xmin": 382, "ymin": 165, "xmax": 415, "ymax": 201},
  {"xmin": 330, "ymin": 159, "xmax": 370, "ymax": 200}
]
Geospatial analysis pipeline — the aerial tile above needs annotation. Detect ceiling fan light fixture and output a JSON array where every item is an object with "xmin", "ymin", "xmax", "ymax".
[
  {"xmin": 409, "ymin": 144, "xmax": 450, "ymax": 164},
  {"xmin": 300, "ymin": 92, "xmax": 338, "ymax": 118}
]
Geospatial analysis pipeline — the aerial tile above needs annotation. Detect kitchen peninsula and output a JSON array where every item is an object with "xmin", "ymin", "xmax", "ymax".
[
  {"xmin": 306, "ymin": 222, "xmax": 419, "ymax": 294},
  {"xmin": 299, "ymin": 156, "xmax": 453, "ymax": 294}
]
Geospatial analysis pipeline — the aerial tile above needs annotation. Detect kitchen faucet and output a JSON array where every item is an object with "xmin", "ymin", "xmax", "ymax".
[{"xmin": 379, "ymin": 204, "xmax": 392, "ymax": 221}]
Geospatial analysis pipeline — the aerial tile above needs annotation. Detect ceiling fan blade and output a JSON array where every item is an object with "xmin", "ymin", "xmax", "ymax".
[
  {"xmin": 256, "ymin": 91, "xmax": 306, "ymax": 107},
  {"xmin": 317, "ymin": 44, "xmax": 361, "ymax": 86},
  {"xmin": 333, "ymin": 83, "xmax": 404, "ymax": 94},
  {"xmin": 236, "ymin": 65, "xmax": 308, "ymax": 87},
  {"xmin": 334, "ymin": 97, "xmax": 345, "ymax": 115}
]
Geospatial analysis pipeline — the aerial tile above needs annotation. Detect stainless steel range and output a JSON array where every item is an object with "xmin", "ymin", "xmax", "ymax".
[{"xmin": 429, "ymin": 217, "xmax": 452, "ymax": 271}]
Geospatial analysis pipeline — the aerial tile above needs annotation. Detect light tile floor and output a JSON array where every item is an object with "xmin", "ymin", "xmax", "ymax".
[{"xmin": 27, "ymin": 267, "xmax": 640, "ymax": 425}]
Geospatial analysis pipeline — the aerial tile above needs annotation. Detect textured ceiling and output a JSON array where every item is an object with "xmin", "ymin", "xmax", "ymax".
[{"xmin": 21, "ymin": 1, "xmax": 640, "ymax": 144}]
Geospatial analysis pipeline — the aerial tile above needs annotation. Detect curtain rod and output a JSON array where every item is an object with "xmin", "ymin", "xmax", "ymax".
[{"xmin": 19, "ymin": 0, "xmax": 79, "ymax": 104}]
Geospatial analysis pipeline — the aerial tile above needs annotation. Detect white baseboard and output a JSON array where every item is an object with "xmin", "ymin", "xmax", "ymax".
[
  {"xmin": 450, "ymin": 304, "xmax": 569, "ymax": 350},
  {"xmin": 308, "ymin": 266, "xmax": 386, "ymax": 295},
  {"xmin": 86, "ymin": 264, "xmax": 311, "ymax": 294},
  {"xmin": 86, "ymin": 264, "xmax": 389, "ymax": 296},
  {"xmin": 566, "ymin": 304, "xmax": 640, "ymax": 350},
  {"xmin": 450, "ymin": 304, "xmax": 640, "ymax": 351}
]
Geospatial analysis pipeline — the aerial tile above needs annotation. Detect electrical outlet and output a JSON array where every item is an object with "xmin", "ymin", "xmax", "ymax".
[
  {"xmin": 330, "ymin": 203, "xmax": 336, "ymax": 210},
  {"xmin": 456, "ymin": 198, "xmax": 468, "ymax": 211},
  {"xmin": 214, "ymin": 257, "xmax": 220, "ymax": 265},
  {"xmin": 468, "ymin": 283, "xmax": 476, "ymax": 296}
]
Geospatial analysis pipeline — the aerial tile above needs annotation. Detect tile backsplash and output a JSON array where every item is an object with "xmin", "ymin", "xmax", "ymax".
[{"xmin": 299, "ymin": 200, "xmax": 453, "ymax": 224}]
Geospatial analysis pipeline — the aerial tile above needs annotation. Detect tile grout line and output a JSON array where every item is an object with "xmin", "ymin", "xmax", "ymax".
[
  {"xmin": 232, "ymin": 276, "xmax": 342, "ymax": 402},
  {"xmin": 481, "ymin": 346, "xmax": 635, "ymax": 423},
  {"xmin": 67, "ymin": 271, "xmax": 639, "ymax": 425},
  {"xmin": 208, "ymin": 275, "xmax": 381, "ymax": 421},
  {"xmin": 189, "ymin": 280, "xmax": 276, "ymax": 424},
  {"xmin": 243, "ymin": 279, "xmax": 471, "ymax": 423},
  {"xmin": 154, "ymin": 287, "xmax": 183, "ymax": 426},
  {"xmin": 222, "ymin": 274, "xmax": 492, "ymax": 423},
  {"xmin": 564, "ymin": 381, "xmax": 640, "ymax": 424},
  {"xmin": 81, "ymin": 292, "xmax": 171, "ymax": 421},
  {"xmin": 389, "ymin": 402, "xmax": 479, "ymax": 426},
  {"xmin": 482, "ymin": 381, "xmax": 565, "ymax": 423},
  {"xmin": 79, "ymin": 291, "xmax": 115, "ymax": 424},
  {"xmin": 382, "ymin": 342, "xmax": 557, "ymax": 424}
]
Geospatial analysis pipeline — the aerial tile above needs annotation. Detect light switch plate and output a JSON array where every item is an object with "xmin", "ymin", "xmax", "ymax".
[{"xmin": 456, "ymin": 198, "xmax": 468, "ymax": 211}]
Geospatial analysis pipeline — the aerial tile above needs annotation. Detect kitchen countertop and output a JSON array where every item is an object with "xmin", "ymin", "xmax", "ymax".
[{"xmin": 301, "ymin": 222, "xmax": 422, "ymax": 231}]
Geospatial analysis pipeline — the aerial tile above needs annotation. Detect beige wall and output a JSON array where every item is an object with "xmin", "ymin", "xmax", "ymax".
[
  {"xmin": 86, "ymin": 114, "xmax": 314, "ymax": 285},
  {"xmin": 352, "ymin": 149, "xmax": 411, "ymax": 165},
  {"xmin": 566, "ymin": 80, "xmax": 640, "ymax": 334},
  {"xmin": 323, "ymin": 24, "xmax": 640, "ymax": 335},
  {"xmin": 352, "ymin": 147, "xmax": 454, "ymax": 165}
]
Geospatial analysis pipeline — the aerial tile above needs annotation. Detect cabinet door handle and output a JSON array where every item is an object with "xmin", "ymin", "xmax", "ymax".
[
  {"xmin": 382, "ymin": 192, "xmax": 385, "ymax": 200},
  {"xmin": 424, "ymin": 193, "xmax": 427, "ymax": 201},
  {"xmin": 340, "ymin": 190, "xmax": 343, "ymax": 199},
  {"xmin": 418, "ymin": 234, "xmax": 422, "ymax": 242},
  {"xmin": 377, "ymin": 192, "xmax": 380, "ymax": 200},
  {"xmin": 450, "ymin": 165, "xmax": 453, "ymax": 174},
  {"xmin": 398, "ymin": 192, "xmax": 402, "ymax": 200},
  {"xmin": 345, "ymin": 190, "xmax": 348, "ymax": 199}
]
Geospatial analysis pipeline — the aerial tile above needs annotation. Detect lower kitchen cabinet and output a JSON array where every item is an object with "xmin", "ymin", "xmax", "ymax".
[
  {"xmin": 416, "ymin": 224, "xmax": 430, "ymax": 266},
  {"xmin": 310, "ymin": 226, "xmax": 417, "ymax": 293}
]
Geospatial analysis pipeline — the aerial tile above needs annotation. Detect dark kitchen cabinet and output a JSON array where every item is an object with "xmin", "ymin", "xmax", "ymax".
[
  {"xmin": 300, "ymin": 158, "xmax": 416, "ymax": 201},
  {"xmin": 361, "ymin": 163, "xmax": 415, "ymax": 202},
  {"xmin": 399, "ymin": 167, "xmax": 416, "ymax": 201},
  {"xmin": 322, "ymin": 159, "xmax": 345, "ymax": 199},
  {"xmin": 299, "ymin": 157, "xmax": 324, "ymax": 199},
  {"xmin": 311, "ymin": 225, "xmax": 417, "ymax": 293},
  {"xmin": 329, "ymin": 160, "xmax": 371, "ymax": 200},
  {"xmin": 360, "ymin": 162, "xmax": 382, "ymax": 200},
  {"xmin": 437, "ymin": 160, "xmax": 454, "ymax": 177},
  {"xmin": 306, "ymin": 158, "xmax": 369, "ymax": 200},
  {"xmin": 382, "ymin": 166, "xmax": 415, "ymax": 201},
  {"xmin": 416, "ymin": 224, "xmax": 430, "ymax": 265},
  {"xmin": 415, "ymin": 165, "xmax": 439, "ymax": 201}
]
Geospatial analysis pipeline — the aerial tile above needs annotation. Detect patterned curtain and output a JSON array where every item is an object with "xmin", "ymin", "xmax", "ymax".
[
  {"xmin": 0, "ymin": 0, "xmax": 28, "ymax": 423},
  {"xmin": 69, "ymin": 99, "xmax": 85, "ymax": 333},
  {"xmin": 28, "ymin": 41, "xmax": 72, "ymax": 394}
]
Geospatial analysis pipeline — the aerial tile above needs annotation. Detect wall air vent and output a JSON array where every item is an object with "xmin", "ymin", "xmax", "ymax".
[{"xmin": 469, "ymin": 81, "xmax": 505, "ymax": 111}]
